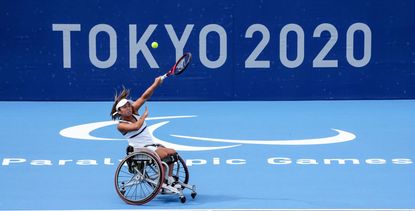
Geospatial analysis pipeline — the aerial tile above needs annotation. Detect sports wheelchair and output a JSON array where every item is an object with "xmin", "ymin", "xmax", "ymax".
[{"xmin": 114, "ymin": 145, "xmax": 197, "ymax": 205}]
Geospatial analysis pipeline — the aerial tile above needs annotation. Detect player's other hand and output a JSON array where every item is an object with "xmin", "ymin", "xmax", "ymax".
[{"xmin": 142, "ymin": 106, "xmax": 149, "ymax": 119}]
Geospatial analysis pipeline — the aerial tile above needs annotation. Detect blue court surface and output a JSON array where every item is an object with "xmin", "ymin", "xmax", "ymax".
[{"xmin": 1, "ymin": 100, "xmax": 414, "ymax": 210}]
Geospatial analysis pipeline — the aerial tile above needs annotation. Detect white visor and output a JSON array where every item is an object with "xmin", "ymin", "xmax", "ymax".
[
  {"xmin": 112, "ymin": 99, "xmax": 134, "ymax": 116},
  {"xmin": 116, "ymin": 98, "xmax": 134, "ymax": 110}
]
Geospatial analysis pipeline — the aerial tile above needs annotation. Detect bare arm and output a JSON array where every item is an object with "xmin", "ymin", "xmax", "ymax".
[
  {"xmin": 132, "ymin": 77, "xmax": 163, "ymax": 111},
  {"xmin": 117, "ymin": 107, "xmax": 149, "ymax": 133}
]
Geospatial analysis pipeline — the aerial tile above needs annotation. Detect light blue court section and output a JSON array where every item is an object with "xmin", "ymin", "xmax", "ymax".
[{"xmin": 0, "ymin": 100, "xmax": 414, "ymax": 210}]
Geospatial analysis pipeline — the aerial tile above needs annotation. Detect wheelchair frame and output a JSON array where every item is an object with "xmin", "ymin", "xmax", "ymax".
[{"xmin": 114, "ymin": 147, "xmax": 197, "ymax": 205}]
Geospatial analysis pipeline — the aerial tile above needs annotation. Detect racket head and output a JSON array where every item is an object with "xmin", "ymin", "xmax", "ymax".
[{"xmin": 172, "ymin": 52, "xmax": 192, "ymax": 75}]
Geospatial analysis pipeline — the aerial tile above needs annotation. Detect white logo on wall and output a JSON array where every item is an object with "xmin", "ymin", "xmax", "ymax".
[{"xmin": 59, "ymin": 115, "xmax": 356, "ymax": 151}]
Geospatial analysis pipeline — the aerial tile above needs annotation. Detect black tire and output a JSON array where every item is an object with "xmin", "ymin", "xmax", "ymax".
[{"xmin": 180, "ymin": 196, "xmax": 186, "ymax": 203}]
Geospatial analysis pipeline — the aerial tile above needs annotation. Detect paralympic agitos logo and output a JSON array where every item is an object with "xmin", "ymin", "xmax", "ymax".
[{"xmin": 59, "ymin": 115, "xmax": 356, "ymax": 151}]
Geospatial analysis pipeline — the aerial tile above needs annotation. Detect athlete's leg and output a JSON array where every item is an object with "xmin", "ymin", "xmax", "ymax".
[
  {"xmin": 163, "ymin": 147, "xmax": 177, "ymax": 155},
  {"xmin": 155, "ymin": 148, "xmax": 168, "ymax": 159},
  {"xmin": 156, "ymin": 147, "xmax": 179, "ymax": 184}
]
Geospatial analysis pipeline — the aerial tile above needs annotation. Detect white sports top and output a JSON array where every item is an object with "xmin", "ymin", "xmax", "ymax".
[{"xmin": 119, "ymin": 114, "xmax": 154, "ymax": 148}]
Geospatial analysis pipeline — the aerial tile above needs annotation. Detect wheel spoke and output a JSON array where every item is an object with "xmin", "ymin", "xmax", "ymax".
[{"xmin": 115, "ymin": 152, "xmax": 164, "ymax": 204}]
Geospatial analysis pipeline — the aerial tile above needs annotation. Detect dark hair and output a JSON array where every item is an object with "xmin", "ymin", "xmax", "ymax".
[{"xmin": 111, "ymin": 87, "xmax": 130, "ymax": 120}]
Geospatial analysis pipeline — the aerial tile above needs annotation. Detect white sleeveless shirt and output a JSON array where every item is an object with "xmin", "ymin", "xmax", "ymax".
[{"xmin": 119, "ymin": 114, "xmax": 154, "ymax": 148}]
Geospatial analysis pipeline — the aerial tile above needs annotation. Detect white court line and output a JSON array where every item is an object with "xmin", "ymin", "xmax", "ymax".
[{"xmin": 9, "ymin": 209, "xmax": 415, "ymax": 211}]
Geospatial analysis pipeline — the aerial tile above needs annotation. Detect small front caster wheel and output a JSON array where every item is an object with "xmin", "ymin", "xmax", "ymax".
[{"xmin": 180, "ymin": 196, "xmax": 186, "ymax": 203}]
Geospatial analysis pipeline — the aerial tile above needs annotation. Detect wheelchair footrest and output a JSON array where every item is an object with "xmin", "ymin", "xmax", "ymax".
[{"xmin": 161, "ymin": 183, "xmax": 183, "ymax": 195}]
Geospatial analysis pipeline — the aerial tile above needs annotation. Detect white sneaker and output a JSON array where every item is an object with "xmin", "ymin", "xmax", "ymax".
[
  {"xmin": 167, "ymin": 176, "xmax": 176, "ymax": 185},
  {"xmin": 173, "ymin": 183, "xmax": 182, "ymax": 189}
]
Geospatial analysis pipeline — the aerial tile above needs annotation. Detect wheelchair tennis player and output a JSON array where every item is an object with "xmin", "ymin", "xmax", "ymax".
[{"xmin": 111, "ymin": 76, "xmax": 196, "ymax": 205}]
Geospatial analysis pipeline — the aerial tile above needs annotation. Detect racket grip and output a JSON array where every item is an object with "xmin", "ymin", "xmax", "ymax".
[{"xmin": 160, "ymin": 74, "xmax": 168, "ymax": 80}]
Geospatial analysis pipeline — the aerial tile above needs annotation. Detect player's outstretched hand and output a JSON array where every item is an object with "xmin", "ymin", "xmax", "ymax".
[{"xmin": 155, "ymin": 76, "xmax": 163, "ymax": 85}]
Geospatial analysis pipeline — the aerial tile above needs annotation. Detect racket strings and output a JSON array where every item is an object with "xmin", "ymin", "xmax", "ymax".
[{"xmin": 175, "ymin": 56, "xmax": 189, "ymax": 72}]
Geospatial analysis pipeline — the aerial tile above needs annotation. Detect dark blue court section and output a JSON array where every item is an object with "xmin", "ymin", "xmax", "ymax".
[
  {"xmin": 0, "ymin": 101, "xmax": 414, "ymax": 210},
  {"xmin": 1, "ymin": 0, "xmax": 415, "ymax": 100}
]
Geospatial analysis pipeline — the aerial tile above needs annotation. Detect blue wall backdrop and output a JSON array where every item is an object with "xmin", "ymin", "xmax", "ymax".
[{"xmin": 1, "ymin": 0, "xmax": 415, "ymax": 100}]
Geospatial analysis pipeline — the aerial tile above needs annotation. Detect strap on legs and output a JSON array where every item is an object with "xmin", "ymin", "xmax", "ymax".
[{"xmin": 162, "ymin": 153, "xmax": 178, "ymax": 164}]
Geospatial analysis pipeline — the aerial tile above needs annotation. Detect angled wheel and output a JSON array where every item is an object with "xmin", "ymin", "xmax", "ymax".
[
  {"xmin": 172, "ymin": 155, "xmax": 189, "ymax": 184},
  {"xmin": 114, "ymin": 151, "xmax": 164, "ymax": 205}
]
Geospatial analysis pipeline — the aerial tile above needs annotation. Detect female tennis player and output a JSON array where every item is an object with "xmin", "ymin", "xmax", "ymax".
[{"xmin": 111, "ymin": 77, "xmax": 178, "ymax": 185}]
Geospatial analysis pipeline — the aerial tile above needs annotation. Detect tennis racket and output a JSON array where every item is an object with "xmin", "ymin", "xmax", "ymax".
[{"xmin": 160, "ymin": 52, "xmax": 192, "ymax": 80}]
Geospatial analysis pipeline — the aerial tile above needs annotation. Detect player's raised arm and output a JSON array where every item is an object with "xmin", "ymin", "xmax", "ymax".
[{"xmin": 132, "ymin": 77, "xmax": 163, "ymax": 110}]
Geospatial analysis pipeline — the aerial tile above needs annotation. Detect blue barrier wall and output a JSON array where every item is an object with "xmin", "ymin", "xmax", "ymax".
[{"xmin": 1, "ymin": 0, "xmax": 415, "ymax": 100}]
